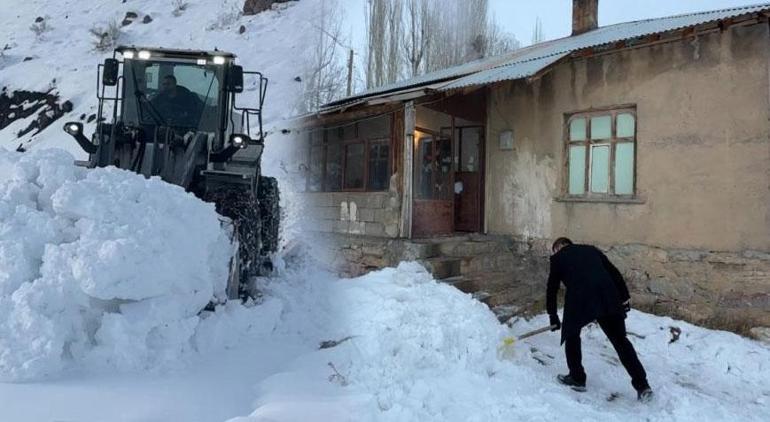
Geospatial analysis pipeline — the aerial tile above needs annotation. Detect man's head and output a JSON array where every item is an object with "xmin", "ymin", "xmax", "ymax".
[
  {"xmin": 160, "ymin": 75, "xmax": 178, "ymax": 95},
  {"xmin": 551, "ymin": 237, "xmax": 573, "ymax": 254}
]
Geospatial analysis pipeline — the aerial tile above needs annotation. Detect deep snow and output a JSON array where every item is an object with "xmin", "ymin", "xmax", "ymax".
[
  {"xmin": 0, "ymin": 154, "xmax": 768, "ymax": 421},
  {"xmin": 3, "ymin": 257, "xmax": 766, "ymax": 421},
  {"xmin": 225, "ymin": 262, "xmax": 770, "ymax": 422},
  {"xmin": 0, "ymin": 148, "xmax": 233, "ymax": 381}
]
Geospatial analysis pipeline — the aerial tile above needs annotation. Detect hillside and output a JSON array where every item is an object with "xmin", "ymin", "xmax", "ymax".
[{"xmin": 0, "ymin": 0, "xmax": 310, "ymax": 160}]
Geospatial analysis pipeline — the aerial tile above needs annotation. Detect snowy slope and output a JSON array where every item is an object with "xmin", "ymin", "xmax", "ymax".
[{"xmin": 0, "ymin": 0, "xmax": 311, "ymax": 161}]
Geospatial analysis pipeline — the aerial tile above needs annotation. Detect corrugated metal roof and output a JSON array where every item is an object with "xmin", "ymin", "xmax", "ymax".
[
  {"xmin": 438, "ymin": 53, "xmax": 569, "ymax": 91},
  {"xmin": 323, "ymin": 2, "xmax": 770, "ymax": 109}
]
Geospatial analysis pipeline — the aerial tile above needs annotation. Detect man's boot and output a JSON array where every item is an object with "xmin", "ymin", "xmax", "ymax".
[{"xmin": 557, "ymin": 374, "xmax": 587, "ymax": 392}]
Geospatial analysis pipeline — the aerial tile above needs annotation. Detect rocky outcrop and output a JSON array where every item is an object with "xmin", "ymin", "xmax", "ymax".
[
  {"xmin": 0, "ymin": 87, "xmax": 72, "ymax": 142},
  {"xmin": 243, "ymin": 0, "xmax": 297, "ymax": 16}
]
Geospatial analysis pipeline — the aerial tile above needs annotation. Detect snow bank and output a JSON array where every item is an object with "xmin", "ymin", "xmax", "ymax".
[
  {"xmin": 231, "ymin": 262, "xmax": 770, "ymax": 422},
  {"xmin": 0, "ymin": 149, "xmax": 231, "ymax": 381}
]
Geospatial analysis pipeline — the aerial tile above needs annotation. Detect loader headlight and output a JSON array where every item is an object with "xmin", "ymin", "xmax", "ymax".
[
  {"xmin": 230, "ymin": 134, "xmax": 249, "ymax": 149},
  {"xmin": 64, "ymin": 122, "xmax": 83, "ymax": 135},
  {"xmin": 138, "ymin": 50, "xmax": 151, "ymax": 60},
  {"xmin": 123, "ymin": 50, "xmax": 135, "ymax": 59},
  {"xmin": 212, "ymin": 56, "xmax": 226, "ymax": 65}
]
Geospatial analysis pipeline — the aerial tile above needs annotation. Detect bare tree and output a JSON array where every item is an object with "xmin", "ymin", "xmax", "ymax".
[
  {"xmin": 402, "ymin": 0, "xmax": 430, "ymax": 77},
  {"xmin": 483, "ymin": 14, "xmax": 522, "ymax": 57},
  {"xmin": 385, "ymin": 0, "xmax": 403, "ymax": 83},
  {"xmin": 365, "ymin": 0, "xmax": 389, "ymax": 88},
  {"xmin": 531, "ymin": 16, "xmax": 544, "ymax": 45},
  {"xmin": 301, "ymin": 0, "xmax": 346, "ymax": 112},
  {"xmin": 365, "ymin": 0, "xmax": 519, "ymax": 88}
]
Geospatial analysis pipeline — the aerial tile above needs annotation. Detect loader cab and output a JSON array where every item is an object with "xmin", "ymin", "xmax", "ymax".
[
  {"xmin": 64, "ymin": 46, "xmax": 267, "ymax": 191},
  {"xmin": 118, "ymin": 49, "xmax": 232, "ymax": 142}
]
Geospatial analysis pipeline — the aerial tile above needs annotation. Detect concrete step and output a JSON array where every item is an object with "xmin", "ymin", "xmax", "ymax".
[
  {"xmin": 418, "ymin": 257, "xmax": 462, "ymax": 279},
  {"xmin": 472, "ymin": 291, "xmax": 492, "ymax": 303},
  {"xmin": 437, "ymin": 275, "xmax": 466, "ymax": 287},
  {"xmin": 484, "ymin": 284, "xmax": 538, "ymax": 308},
  {"xmin": 452, "ymin": 271, "xmax": 513, "ymax": 294},
  {"xmin": 492, "ymin": 304, "xmax": 520, "ymax": 323},
  {"xmin": 396, "ymin": 241, "xmax": 441, "ymax": 260},
  {"xmin": 437, "ymin": 239, "xmax": 506, "ymax": 257},
  {"xmin": 460, "ymin": 253, "xmax": 517, "ymax": 274}
]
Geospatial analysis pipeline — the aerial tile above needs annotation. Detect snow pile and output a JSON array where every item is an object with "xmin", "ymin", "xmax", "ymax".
[
  {"xmin": 230, "ymin": 262, "xmax": 770, "ymax": 422},
  {"xmin": 0, "ymin": 148, "xmax": 231, "ymax": 381}
]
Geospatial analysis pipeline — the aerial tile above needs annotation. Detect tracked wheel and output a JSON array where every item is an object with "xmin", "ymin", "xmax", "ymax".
[
  {"xmin": 204, "ymin": 183, "xmax": 268, "ymax": 300},
  {"xmin": 257, "ymin": 175, "xmax": 280, "ymax": 255}
]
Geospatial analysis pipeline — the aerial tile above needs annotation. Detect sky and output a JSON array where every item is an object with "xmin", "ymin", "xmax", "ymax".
[
  {"xmin": 488, "ymin": 0, "xmax": 766, "ymax": 45},
  {"xmin": 339, "ymin": 0, "xmax": 764, "ymax": 48},
  {"xmin": 335, "ymin": 0, "xmax": 765, "ymax": 90}
]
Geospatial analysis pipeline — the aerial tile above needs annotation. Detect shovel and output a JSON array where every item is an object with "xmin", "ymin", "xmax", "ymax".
[{"xmin": 497, "ymin": 324, "xmax": 558, "ymax": 359}]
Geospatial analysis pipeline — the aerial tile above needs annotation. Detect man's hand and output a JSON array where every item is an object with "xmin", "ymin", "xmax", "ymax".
[
  {"xmin": 549, "ymin": 314, "xmax": 561, "ymax": 331},
  {"xmin": 623, "ymin": 300, "xmax": 631, "ymax": 319}
]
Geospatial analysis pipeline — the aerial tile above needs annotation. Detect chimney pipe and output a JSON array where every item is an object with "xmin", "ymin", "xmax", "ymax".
[{"xmin": 572, "ymin": 0, "xmax": 599, "ymax": 36}]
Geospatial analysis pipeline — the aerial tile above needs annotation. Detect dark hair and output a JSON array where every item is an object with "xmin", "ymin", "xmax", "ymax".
[
  {"xmin": 162, "ymin": 75, "xmax": 177, "ymax": 84},
  {"xmin": 552, "ymin": 237, "xmax": 573, "ymax": 253}
]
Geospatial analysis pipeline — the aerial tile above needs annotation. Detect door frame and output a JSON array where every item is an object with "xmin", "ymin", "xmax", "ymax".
[{"xmin": 447, "ymin": 123, "xmax": 485, "ymax": 233}]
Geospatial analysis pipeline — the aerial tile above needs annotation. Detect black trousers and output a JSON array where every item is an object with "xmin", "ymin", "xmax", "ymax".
[{"xmin": 564, "ymin": 314, "xmax": 650, "ymax": 392}]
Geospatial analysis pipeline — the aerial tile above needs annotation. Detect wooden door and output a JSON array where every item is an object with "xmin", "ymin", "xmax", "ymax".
[
  {"xmin": 454, "ymin": 127, "xmax": 483, "ymax": 232},
  {"xmin": 412, "ymin": 134, "xmax": 454, "ymax": 237}
]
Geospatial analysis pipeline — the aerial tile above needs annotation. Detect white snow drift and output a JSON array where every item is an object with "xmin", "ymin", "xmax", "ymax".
[
  {"xmin": 0, "ymin": 148, "xmax": 232, "ymax": 381},
  {"xmin": 230, "ymin": 262, "xmax": 770, "ymax": 422}
]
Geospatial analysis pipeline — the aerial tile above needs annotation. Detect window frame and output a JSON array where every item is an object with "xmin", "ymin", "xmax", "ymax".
[
  {"xmin": 305, "ymin": 117, "xmax": 393, "ymax": 193},
  {"xmin": 563, "ymin": 106, "xmax": 637, "ymax": 200}
]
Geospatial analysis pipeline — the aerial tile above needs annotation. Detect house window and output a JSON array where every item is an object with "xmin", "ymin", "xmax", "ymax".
[
  {"xmin": 305, "ymin": 115, "xmax": 392, "ymax": 192},
  {"xmin": 566, "ymin": 108, "xmax": 636, "ymax": 197},
  {"xmin": 344, "ymin": 143, "xmax": 365, "ymax": 189},
  {"xmin": 367, "ymin": 141, "xmax": 390, "ymax": 191}
]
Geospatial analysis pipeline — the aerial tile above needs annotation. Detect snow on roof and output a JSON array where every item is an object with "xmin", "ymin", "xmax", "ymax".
[{"xmin": 323, "ymin": 2, "xmax": 770, "ymax": 110}]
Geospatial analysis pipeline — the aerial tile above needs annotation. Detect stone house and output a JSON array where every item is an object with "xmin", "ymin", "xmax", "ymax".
[{"xmin": 293, "ymin": 1, "xmax": 770, "ymax": 334}]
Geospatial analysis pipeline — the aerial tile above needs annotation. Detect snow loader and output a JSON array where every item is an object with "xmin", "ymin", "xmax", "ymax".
[{"xmin": 62, "ymin": 46, "xmax": 279, "ymax": 301}]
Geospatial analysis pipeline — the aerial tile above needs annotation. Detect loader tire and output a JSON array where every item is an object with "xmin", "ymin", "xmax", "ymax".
[
  {"xmin": 257, "ymin": 175, "xmax": 280, "ymax": 255},
  {"xmin": 204, "ymin": 183, "xmax": 263, "ymax": 298}
]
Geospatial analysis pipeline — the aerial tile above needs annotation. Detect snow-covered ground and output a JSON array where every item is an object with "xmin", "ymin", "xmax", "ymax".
[
  {"xmin": 0, "ymin": 149, "xmax": 767, "ymax": 421},
  {"xmin": 2, "ymin": 247, "xmax": 767, "ymax": 421},
  {"xmin": 2, "ymin": 1, "xmax": 769, "ymax": 421},
  {"xmin": 0, "ymin": 149, "xmax": 768, "ymax": 420}
]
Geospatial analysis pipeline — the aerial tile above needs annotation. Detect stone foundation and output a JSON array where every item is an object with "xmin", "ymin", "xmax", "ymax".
[
  {"xmin": 299, "ymin": 189, "xmax": 401, "ymax": 238},
  {"xmin": 605, "ymin": 244, "xmax": 770, "ymax": 335},
  {"xmin": 312, "ymin": 232, "xmax": 770, "ymax": 337}
]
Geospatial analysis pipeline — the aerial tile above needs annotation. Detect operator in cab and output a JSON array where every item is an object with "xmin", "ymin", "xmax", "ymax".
[{"xmin": 150, "ymin": 75, "xmax": 203, "ymax": 127}]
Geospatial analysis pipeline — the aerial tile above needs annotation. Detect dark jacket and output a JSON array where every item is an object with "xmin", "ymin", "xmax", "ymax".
[
  {"xmin": 546, "ymin": 244, "xmax": 630, "ymax": 343},
  {"xmin": 150, "ymin": 86, "xmax": 203, "ymax": 127}
]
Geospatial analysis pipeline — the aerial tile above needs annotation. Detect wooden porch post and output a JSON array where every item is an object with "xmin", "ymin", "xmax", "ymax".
[{"xmin": 400, "ymin": 101, "xmax": 416, "ymax": 239}]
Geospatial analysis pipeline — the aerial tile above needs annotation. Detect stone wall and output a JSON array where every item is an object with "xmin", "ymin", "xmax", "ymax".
[
  {"xmin": 312, "ymin": 231, "xmax": 770, "ymax": 336},
  {"xmin": 605, "ymin": 244, "xmax": 770, "ymax": 334},
  {"xmin": 299, "ymin": 187, "xmax": 401, "ymax": 239}
]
